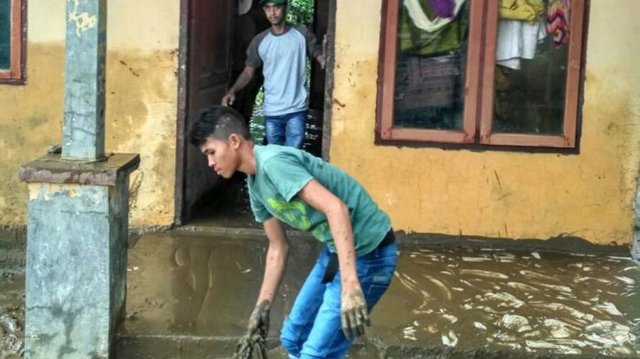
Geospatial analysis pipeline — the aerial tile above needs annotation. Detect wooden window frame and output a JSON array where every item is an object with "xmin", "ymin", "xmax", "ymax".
[
  {"xmin": 479, "ymin": 0, "xmax": 585, "ymax": 148},
  {"xmin": 376, "ymin": 0, "xmax": 587, "ymax": 149},
  {"xmin": 0, "ymin": 0, "xmax": 26, "ymax": 84}
]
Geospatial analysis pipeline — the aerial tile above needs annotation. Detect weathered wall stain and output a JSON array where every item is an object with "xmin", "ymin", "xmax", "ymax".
[
  {"xmin": 330, "ymin": 1, "xmax": 640, "ymax": 244},
  {"xmin": 105, "ymin": 49, "xmax": 178, "ymax": 226},
  {"xmin": 0, "ymin": 43, "xmax": 178, "ymax": 227}
]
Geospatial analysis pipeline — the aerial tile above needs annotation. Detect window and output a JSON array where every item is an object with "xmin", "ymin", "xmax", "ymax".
[
  {"xmin": 376, "ymin": 0, "xmax": 587, "ymax": 148},
  {"xmin": 0, "ymin": 0, "xmax": 25, "ymax": 84}
]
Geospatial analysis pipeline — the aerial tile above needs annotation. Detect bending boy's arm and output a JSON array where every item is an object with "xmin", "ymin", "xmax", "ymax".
[
  {"xmin": 256, "ymin": 217, "xmax": 289, "ymax": 305},
  {"xmin": 298, "ymin": 179, "xmax": 369, "ymax": 337},
  {"xmin": 298, "ymin": 180, "xmax": 357, "ymax": 288}
]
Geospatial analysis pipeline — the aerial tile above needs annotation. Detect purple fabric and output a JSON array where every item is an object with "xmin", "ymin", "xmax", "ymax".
[{"xmin": 427, "ymin": 0, "xmax": 455, "ymax": 18}]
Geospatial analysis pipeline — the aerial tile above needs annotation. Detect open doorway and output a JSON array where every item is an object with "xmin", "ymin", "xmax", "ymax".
[{"xmin": 175, "ymin": 0, "xmax": 330, "ymax": 227}]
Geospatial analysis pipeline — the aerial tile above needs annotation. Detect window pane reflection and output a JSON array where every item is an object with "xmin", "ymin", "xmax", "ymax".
[
  {"xmin": 393, "ymin": 0, "xmax": 470, "ymax": 130},
  {"xmin": 0, "ymin": 0, "xmax": 11, "ymax": 69},
  {"xmin": 492, "ymin": 0, "xmax": 570, "ymax": 135}
]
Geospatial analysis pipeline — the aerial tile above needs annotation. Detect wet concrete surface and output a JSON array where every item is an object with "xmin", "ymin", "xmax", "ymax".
[{"xmin": 1, "ymin": 229, "xmax": 639, "ymax": 358}]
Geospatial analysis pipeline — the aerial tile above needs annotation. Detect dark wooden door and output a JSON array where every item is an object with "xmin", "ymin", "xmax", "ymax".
[{"xmin": 178, "ymin": 0, "xmax": 233, "ymax": 223}]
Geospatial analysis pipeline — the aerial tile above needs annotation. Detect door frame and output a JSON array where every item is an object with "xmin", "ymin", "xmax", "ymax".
[
  {"xmin": 174, "ymin": 0, "xmax": 190, "ymax": 226},
  {"xmin": 174, "ymin": 0, "xmax": 337, "ymax": 226},
  {"xmin": 321, "ymin": 0, "xmax": 336, "ymax": 160}
]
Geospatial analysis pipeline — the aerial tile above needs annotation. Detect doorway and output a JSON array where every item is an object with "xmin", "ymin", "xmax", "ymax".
[{"xmin": 175, "ymin": 0, "xmax": 331, "ymax": 227}]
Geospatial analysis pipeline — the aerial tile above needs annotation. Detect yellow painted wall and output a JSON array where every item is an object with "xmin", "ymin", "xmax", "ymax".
[
  {"xmin": 0, "ymin": 0, "xmax": 179, "ymax": 227},
  {"xmin": 331, "ymin": 1, "xmax": 640, "ymax": 244}
]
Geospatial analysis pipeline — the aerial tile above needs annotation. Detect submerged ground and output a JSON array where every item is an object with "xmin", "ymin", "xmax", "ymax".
[{"xmin": 1, "ymin": 229, "xmax": 639, "ymax": 358}]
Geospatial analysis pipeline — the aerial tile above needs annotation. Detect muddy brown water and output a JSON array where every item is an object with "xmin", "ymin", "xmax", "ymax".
[
  {"xmin": 0, "ymin": 272, "xmax": 25, "ymax": 359},
  {"xmin": 119, "ymin": 232, "xmax": 639, "ymax": 358},
  {"xmin": 1, "ymin": 231, "xmax": 638, "ymax": 358}
]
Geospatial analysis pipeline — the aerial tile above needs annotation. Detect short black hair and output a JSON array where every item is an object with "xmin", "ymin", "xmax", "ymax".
[{"xmin": 189, "ymin": 106, "xmax": 252, "ymax": 147}]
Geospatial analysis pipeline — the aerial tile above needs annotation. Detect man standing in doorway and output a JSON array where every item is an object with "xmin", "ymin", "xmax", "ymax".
[{"xmin": 222, "ymin": 0, "xmax": 325, "ymax": 149}]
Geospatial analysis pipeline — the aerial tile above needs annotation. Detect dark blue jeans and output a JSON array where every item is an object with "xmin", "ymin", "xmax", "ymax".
[
  {"xmin": 264, "ymin": 110, "xmax": 307, "ymax": 149},
  {"xmin": 280, "ymin": 236, "xmax": 397, "ymax": 358}
]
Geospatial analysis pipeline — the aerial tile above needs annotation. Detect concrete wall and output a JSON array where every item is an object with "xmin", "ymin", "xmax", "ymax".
[
  {"xmin": 330, "ymin": 1, "xmax": 640, "ymax": 245},
  {"xmin": 0, "ymin": 0, "xmax": 179, "ymax": 227},
  {"xmin": 2, "ymin": 1, "xmax": 638, "ymax": 245}
]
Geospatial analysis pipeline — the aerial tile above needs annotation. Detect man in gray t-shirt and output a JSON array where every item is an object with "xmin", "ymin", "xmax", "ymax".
[{"xmin": 221, "ymin": 0, "xmax": 324, "ymax": 149}]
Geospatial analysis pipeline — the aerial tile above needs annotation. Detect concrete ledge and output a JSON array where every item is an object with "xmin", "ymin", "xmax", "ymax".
[{"xmin": 18, "ymin": 153, "xmax": 140, "ymax": 186}]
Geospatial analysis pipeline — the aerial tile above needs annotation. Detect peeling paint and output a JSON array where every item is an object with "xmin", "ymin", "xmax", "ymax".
[
  {"xmin": 28, "ymin": 184, "xmax": 80, "ymax": 201},
  {"xmin": 67, "ymin": 0, "xmax": 98, "ymax": 37}
]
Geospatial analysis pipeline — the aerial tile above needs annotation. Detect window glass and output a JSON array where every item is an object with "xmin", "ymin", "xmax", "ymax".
[
  {"xmin": 0, "ymin": 0, "xmax": 11, "ymax": 69},
  {"xmin": 492, "ymin": 0, "xmax": 569, "ymax": 135},
  {"xmin": 393, "ymin": 0, "xmax": 470, "ymax": 130}
]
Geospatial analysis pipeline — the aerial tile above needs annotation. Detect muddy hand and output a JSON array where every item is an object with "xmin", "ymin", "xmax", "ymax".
[
  {"xmin": 247, "ymin": 299, "xmax": 271, "ymax": 339},
  {"xmin": 340, "ymin": 288, "xmax": 370, "ymax": 339}
]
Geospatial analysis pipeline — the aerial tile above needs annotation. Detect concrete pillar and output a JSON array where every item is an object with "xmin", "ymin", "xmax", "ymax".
[
  {"xmin": 19, "ymin": 154, "xmax": 139, "ymax": 359},
  {"xmin": 18, "ymin": 0, "xmax": 140, "ymax": 358},
  {"xmin": 62, "ymin": 0, "xmax": 106, "ymax": 161}
]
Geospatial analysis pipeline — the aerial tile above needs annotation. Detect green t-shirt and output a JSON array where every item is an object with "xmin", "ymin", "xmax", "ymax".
[{"xmin": 247, "ymin": 145, "xmax": 391, "ymax": 256}]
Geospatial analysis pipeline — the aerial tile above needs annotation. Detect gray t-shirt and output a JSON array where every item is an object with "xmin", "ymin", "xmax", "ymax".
[
  {"xmin": 247, "ymin": 145, "xmax": 392, "ymax": 256},
  {"xmin": 246, "ymin": 25, "xmax": 322, "ymax": 116}
]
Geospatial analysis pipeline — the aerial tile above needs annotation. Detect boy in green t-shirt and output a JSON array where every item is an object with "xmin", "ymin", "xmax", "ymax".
[{"xmin": 190, "ymin": 106, "xmax": 397, "ymax": 358}]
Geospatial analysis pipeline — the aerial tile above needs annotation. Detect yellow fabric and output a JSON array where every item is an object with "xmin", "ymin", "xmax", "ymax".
[{"xmin": 499, "ymin": 0, "xmax": 544, "ymax": 22}]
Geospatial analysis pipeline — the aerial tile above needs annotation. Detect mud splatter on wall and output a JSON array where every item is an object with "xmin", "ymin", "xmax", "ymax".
[{"xmin": 329, "ymin": 1, "xmax": 640, "ymax": 244}]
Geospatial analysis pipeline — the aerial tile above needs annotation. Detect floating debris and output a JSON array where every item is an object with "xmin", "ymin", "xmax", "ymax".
[
  {"xmin": 423, "ymin": 274, "xmax": 451, "ymax": 301},
  {"xmin": 498, "ymin": 314, "xmax": 531, "ymax": 333},
  {"xmin": 520, "ymin": 270, "xmax": 553, "ymax": 281},
  {"xmin": 459, "ymin": 269, "xmax": 509, "ymax": 279},
  {"xmin": 535, "ymin": 282, "xmax": 573, "ymax": 293},
  {"xmin": 543, "ymin": 318, "xmax": 574, "ymax": 339},
  {"xmin": 506, "ymin": 281, "xmax": 540, "ymax": 292},
  {"xmin": 482, "ymin": 291, "xmax": 525, "ymax": 308},
  {"xmin": 584, "ymin": 321, "xmax": 636, "ymax": 349},
  {"xmin": 473, "ymin": 321, "xmax": 488, "ymax": 330},
  {"xmin": 461, "ymin": 256, "xmax": 492, "ymax": 262},
  {"xmin": 594, "ymin": 302, "xmax": 623, "ymax": 317},
  {"xmin": 615, "ymin": 276, "xmax": 636, "ymax": 285},
  {"xmin": 403, "ymin": 325, "xmax": 417, "ymax": 341},
  {"xmin": 441, "ymin": 330, "xmax": 458, "ymax": 347},
  {"xmin": 525, "ymin": 340, "xmax": 582, "ymax": 355}
]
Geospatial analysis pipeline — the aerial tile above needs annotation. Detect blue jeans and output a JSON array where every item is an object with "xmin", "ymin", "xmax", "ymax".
[
  {"xmin": 264, "ymin": 110, "xmax": 307, "ymax": 149},
  {"xmin": 280, "ymin": 235, "xmax": 397, "ymax": 359}
]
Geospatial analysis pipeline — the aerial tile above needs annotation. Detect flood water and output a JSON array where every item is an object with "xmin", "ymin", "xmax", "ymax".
[
  {"xmin": 0, "ymin": 272, "xmax": 24, "ymax": 359},
  {"xmin": 2, "ymin": 231, "xmax": 638, "ymax": 358},
  {"xmin": 379, "ymin": 248, "xmax": 639, "ymax": 356},
  {"xmin": 118, "ymin": 232, "xmax": 639, "ymax": 358}
]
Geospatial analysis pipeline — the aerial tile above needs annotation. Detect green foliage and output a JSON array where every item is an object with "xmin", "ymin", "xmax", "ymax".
[{"xmin": 287, "ymin": 0, "xmax": 314, "ymax": 26}]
